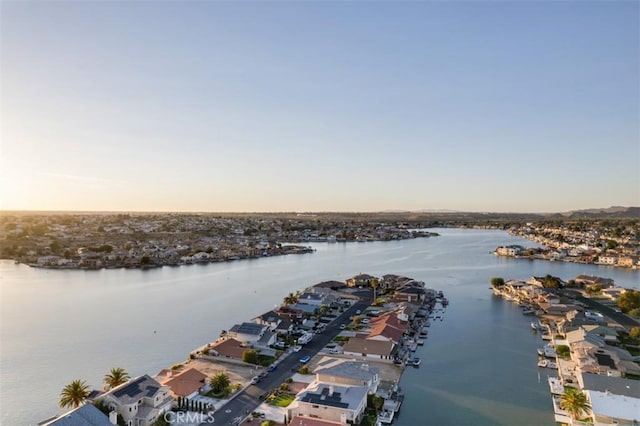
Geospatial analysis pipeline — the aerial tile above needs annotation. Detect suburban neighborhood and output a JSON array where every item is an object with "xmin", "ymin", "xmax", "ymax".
[
  {"xmin": 42, "ymin": 273, "xmax": 447, "ymax": 426},
  {"xmin": 491, "ymin": 274, "xmax": 640, "ymax": 425}
]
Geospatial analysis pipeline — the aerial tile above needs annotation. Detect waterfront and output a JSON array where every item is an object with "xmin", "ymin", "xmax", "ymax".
[{"xmin": 1, "ymin": 229, "xmax": 638, "ymax": 425}]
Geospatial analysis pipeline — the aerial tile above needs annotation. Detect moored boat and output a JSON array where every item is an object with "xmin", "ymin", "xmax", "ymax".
[{"xmin": 407, "ymin": 357, "xmax": 421, "ymax": 367}]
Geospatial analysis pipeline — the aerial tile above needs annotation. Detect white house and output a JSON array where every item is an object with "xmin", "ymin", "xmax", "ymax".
[
  {"xmin": 314, "ymin": 357, "xmax": 380, "ymax": 394},
  {"xmin": 96, "ymin": 375, "xmax": 173, "ymax": 426},
  {"xmin": 288, "ymin": 382, "xmax": 368, "ymax": 424},
  {"xmin": 586, "ymin": 390, "xmax": 640, "ymax": 425},
  {"xmin": 228, "ymin": 322, "xmax": 268, "ymax": 344}
]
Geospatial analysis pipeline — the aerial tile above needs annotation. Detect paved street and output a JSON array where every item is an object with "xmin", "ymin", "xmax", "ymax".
[
  {"xmin": 203, "ymin": 290, "xmax": 373, "ymax": 425},
  {"xmin": 563, "ymin": 289, "xmax": 639, "ymax": 328}
]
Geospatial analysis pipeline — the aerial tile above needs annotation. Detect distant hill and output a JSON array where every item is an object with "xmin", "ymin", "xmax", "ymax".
[{"xmin": 555, "ymin": 206, "xmax": 640, "ymax": 219}]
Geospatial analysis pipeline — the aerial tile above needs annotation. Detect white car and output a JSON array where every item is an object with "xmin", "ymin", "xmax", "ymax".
[
  {"xmin": 340, "ymin": 324, "xmax": 346, "ymax": 330},
  {"xmin": 293, "ymin": 345, "xmax": 302, "ymax": 352}
]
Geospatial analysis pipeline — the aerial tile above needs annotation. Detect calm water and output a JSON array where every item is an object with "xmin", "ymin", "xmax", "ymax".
[{"xmin": 1, "ymin": 229, "xmax": 638, "ymax": 425}]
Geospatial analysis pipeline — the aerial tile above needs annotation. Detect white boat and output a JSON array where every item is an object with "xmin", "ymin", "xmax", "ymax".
[
  {"xmin": 538, "ymin": 359, "xmax": 548, "ymax": 368},
  {"xmin": 537, "ymin": 347, "xmax": 545, "ymax": 356},
  {"xmin": 417, "ymin": 339, "xmax": 425, "ymax": 345},
  {"xmin": 407, "ymin": 357, "xmax": 421, "ymax": 367},
  {"xmin": 531, "ymin": 322, "xmax": 539, "ymax": 330}
]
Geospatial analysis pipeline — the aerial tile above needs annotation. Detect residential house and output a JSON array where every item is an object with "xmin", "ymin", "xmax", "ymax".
[
  {"xmin": 276, "ymin": 306, "xmax": 304, "ymax": 320},
  {"xmin": 359, "ymin": 324, "xmax": 404, "ymax": 345},
  {"xmin": 346, "ymin": 274, "xmax": 376, "ymax": 288},
  {"xmin": 96, "ymin": 375, "xmax": 172, "ymax": 426},
  {"xmin": 495, "ymin": 245, "xmax": 523, "ymax": 256},
  {"xmin": 567, "ymin": 328, "xmax": 640, "ymax": 377},
  {"xmin": 253, "ymin": 311, "xmax": 282, "ymax": 330},
  {"xmin": 393, "ymin": 287, "xmax": 425, "ymax": 303},
  {"xmin": 289, "ymin": 303, "xmax": 318, "ymax": 315},
  {"xmin": 297, "ymin": 292, "xmax": 327, "ymax": 307},
  {"xmin": 209, "ymin": 338, "xmax": 247, "ymax": 359},
  {"xmin": 313, "ymin": 281, "xmax": 348, "ymax": 291},
  {"xmin": 156, "ymin": 367, "xmax": 208, "ymax": 399},
  {"xmin": 228, "ymin": 322, "xmax": 268, "ymax": 344},
  {"xmin": 574, "ymin": 275, "xmax": 614, "ymax": 288},
  {"xmin": 598, "ymin": 255, "xmax": 617, "ymax": 265},
  {"xmin": 586, "ymin": 390, "xmax": 640, "ymax": 425},
  {"xmin": 287, "ymin": 382, "xmax": 368, "ymax": 424},
  {"xmin": 617, "ymin": 256, "xmax": 637, "ymax": 268},
  {"xmin": 578, "ymin": 372, "xmax": 640, "ymax": 398},
  {"xmin": 342, "ymin": 338, "xmax": 395, "ymax": 360},
  {"xmin": 314, "ymin": 357, "xmax": 380, "ymax": 394},
  {"xmin": 39, "ymin": 404, "xmax": 114, "ymax": 426}
]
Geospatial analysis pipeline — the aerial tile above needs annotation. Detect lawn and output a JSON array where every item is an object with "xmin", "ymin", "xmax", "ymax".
[{"xmin": 269, "ymin": 394, "xmax": 295, "ymax": 407}]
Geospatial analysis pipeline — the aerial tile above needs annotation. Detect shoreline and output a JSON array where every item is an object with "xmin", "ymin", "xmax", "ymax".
[{"xmin": 43, "ymin": 274, "xmax": 444, "ymax": 426}]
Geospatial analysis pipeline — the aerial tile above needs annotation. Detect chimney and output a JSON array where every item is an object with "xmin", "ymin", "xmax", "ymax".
[
  {"xmin": 329, "ymin": 385, "xmax": 334, "ymax": 396},
  {"xmin": 109, "ymin": 411, "xmax": 118, "ymax": 425}
]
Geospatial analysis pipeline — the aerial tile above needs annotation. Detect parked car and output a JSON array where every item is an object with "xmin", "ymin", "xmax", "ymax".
[
  {"xmin": 267, "ymin": 364, "xmax": 277, "ymax": 372},
  {"xmin": 339, "ymin": 324, "xmax": 346, "ymax": 330},
  {"xmin": 299, "ymin": 355, "xmax": 311, "ymax": 364},
  {"xmin": 293, "ymin": 345, "xmax": 302, "ymax": 352}
]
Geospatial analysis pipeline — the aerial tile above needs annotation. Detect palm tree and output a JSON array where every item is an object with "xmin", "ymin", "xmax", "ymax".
[
  {"xmin": 283, "ymin": 292, "xmax": 298, "ymax": 306},
  {"xmin": 59, "ymin": 379, "xmax": 90, "ymax": 409},
  {"xmin": 104, "ymin": 367, "xmax": 130, "ymax": 390},
  {"xmin": 210, "ymin": 372, "xmax": 230, "ymax": 394},
  {"xmin": 559, "ymin": 387, "xmax": 591, "ymax": 420},
  {"xmin": 370, "ymin": 277, "xmax": 380, "ymax": 302}
]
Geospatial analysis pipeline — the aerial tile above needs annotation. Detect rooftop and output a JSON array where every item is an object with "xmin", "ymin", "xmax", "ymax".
[
  {"xmin": 229, "ymin": 322, "xmax": 265, "ymax": 336},
  {"xmin": 588, "ymin": 390, "xmax": 640, "ymax": 421},
  {"xmin": 109, "ymin": 375, "xmax": 164, "ymax": 404},
  {"xmin": 315, "ymin": 357, "xmax": 379, "ymax": 381},
  {"xmin": 298, "ymin": 382, "xmax": 367, "ymax": 411},
  {"xmin": 39, "ymin": 404, "xmax": 112, "ymax": 426}
]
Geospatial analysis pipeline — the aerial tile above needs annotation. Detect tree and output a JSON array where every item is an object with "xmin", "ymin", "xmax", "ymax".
[
  {"xmin": 618, "ymin": 290, "xmax": 640, "ymax": 313},
  {"xmin": 104, "ymin": 367, "xmax": 130, "ymax": 390},
  {"xmin": 490, "ymin": 277, "xmax": 505, "ymax": 288},
  {"xmin": 559, "ymin": 388, "xmax": 591, "ymax": 420},
  {"xmin": 629, "ymin": 326, "xmax": 640, "ymax": 339},
  {"xmin": 543, "ymin": 275, "xmax": 562, "ymax": 289},
  {"xmin": 140, "ymin": 255, "xmax": 151, "ymax": 265},
  {"xmin": 556, "ymin": 345, "xmax": 571, "ymax": 358},
  {"xmin": 59, "ymin": 379, "xmax": 90, "ymax": 409},
  {"xmin": 210, "ymin": 372, "xmax": 230, "ymax": 394},
  {"xmin": 370, "ymin": 277, "xmax": 380, "ymax": 302},
  {"xmin": 367, "ymin": 394, "xmax": 384, "ymax": 413},
  {"xmin": 283, "ymin": 292, "xmax": 298, "ymax": 306},
  {"xmin": 242, "ymin": 349, "xmax": 259, "ymax": 365}
]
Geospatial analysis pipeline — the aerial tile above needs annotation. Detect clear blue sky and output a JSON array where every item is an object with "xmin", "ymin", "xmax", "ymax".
[{"xmin": 1, "ymin": 1, "xmax": 638, "ymax": 212}]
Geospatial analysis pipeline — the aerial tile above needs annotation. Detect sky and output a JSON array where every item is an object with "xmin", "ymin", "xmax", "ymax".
[{"xmin": 1, "ymin": 1, "xmax": 638, "ymax": 213}]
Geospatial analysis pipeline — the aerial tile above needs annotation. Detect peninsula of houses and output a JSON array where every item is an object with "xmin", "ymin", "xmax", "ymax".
[
  {"xmin": 491, "ymin": 275, "xmax": 640, "ymax": 425},
  {"xmin": 496, "ymin": 220, "xmax": 639, "ymax": 269},
  {"xmin": 42, "ymin": 273, "xmax": 447, "ymax": 426},
  {"xmin": 0, "ymin": 213, "xmax": 438, "ymax": 270}
]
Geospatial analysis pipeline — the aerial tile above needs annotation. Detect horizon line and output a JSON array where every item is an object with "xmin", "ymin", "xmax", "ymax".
[{"xmin": 0, "ymin": 206, "xmax": 637, "ymax": 216}]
